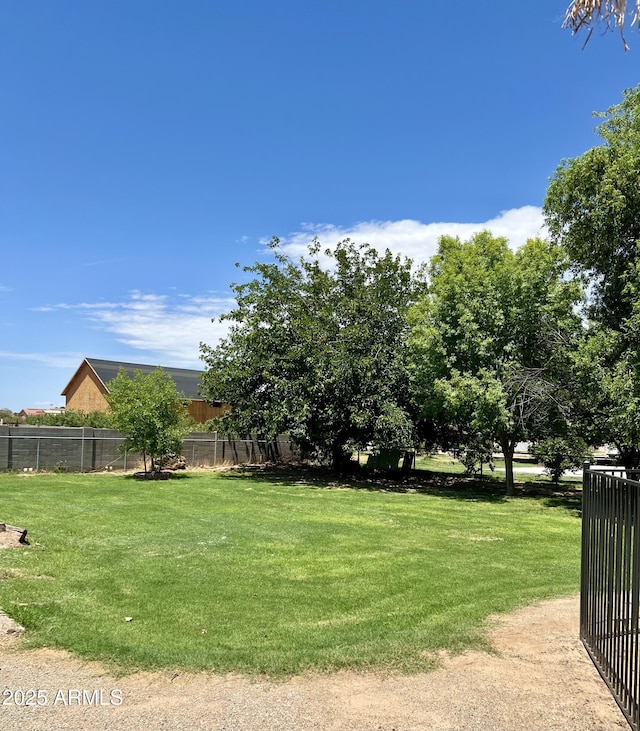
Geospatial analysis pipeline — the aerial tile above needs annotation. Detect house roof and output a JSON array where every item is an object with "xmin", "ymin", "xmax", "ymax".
[{"xmin": 62, "ymin": 358, "xmax": 208, "ymax": 401}]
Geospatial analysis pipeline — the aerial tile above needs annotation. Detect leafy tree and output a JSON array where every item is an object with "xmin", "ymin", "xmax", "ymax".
[
  {"xmin": 0, "ymin": 408, "xmax": 15, "ymax": 421},
  {"xmin": 531, "ymin": 433, "xmax": 590, "ymax": 484},
  {"xmin": 562, "ymin": 327, "xmax": 640, "ymax": 467},
  {"xmin": 200, "ymin": 238, "xmax": 420, "ymax": 469},
  {"xmin": 410, "ymin": 232, "xmax": 582, "ymax": 495},
  {"xmin": 105, "ymin": 367, "xmax": 191, "ymax": 473},
  {"xmin": 545, "ymin": 86, "xmax": 640, "ymax": 467},
  {"xmin": 546, "ymin": 85, "xmax": 640, "ymax": 331}
]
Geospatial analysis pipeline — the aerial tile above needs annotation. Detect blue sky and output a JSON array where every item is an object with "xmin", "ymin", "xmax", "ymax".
[{"xmin": 1, "ymin": 1, "xmax": 638, "ymax": 412}]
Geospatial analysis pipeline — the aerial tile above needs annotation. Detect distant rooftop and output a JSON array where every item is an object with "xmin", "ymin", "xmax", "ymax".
[{"xmin": 65, "ymin": 358, "xmax": 207, "ymax": 401}]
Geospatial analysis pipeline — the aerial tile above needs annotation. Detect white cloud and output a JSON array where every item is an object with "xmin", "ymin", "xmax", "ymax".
[
  {"xmin": 0, "ymin": 351, "xmax": 85, "ymax": 368},
  {"xmin": 28, "ymin": 207, "xmax": 546, "ymax": 367},
  {"xmin": 39, "ymin": 292, "xmax": 234, "ymax": 369},
  {"xmin": 87, "ymin": 293, "xmax": 233, "ymax": 367},
  {"xmin": 274, "ymin": 206, "xmax": 546, "ymax": 267}
]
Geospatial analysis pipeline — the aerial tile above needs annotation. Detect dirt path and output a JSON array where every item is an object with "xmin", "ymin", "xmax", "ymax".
[{"xmin": 0, "ymin": 596, "xmax": 629, "ymax": 731}]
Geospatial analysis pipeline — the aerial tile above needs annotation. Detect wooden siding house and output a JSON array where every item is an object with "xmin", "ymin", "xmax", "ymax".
[{"xmin": 61, "ymin": 358, "xmax": 226, "ymax": 424}]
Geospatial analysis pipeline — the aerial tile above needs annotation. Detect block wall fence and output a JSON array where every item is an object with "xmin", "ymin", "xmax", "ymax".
[{"xmin": 0, "ymin": 426, "xmax": 297, "ymax": 473}]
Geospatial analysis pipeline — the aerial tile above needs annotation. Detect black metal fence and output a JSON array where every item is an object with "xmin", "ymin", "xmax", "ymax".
[
  {"xmin": 581, "ymin": 464, "xmax": 640, "ymax": 730},
  {"xmin": 0, "ymin": 426, "xmax": 297, "ymax": 472}
]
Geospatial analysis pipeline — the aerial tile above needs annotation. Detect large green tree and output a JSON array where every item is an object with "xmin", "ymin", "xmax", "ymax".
[
  {"xmin": 410, "ymin": 232, "xmax": 582, "ymax": 494},
  {"xmin": 546, "ymin": 85, "xmax": 640, "ymax": 331},
  {"xmin": 106, "ymin": 367, "xmax": 191, "ymax": 473},
  {"xmin": 545, "ymin": 85, "xmax": 640, "ymax": 467},
  {"xmin": 200, "ymin": 238, "xmax": 420, "ymax": 469}
]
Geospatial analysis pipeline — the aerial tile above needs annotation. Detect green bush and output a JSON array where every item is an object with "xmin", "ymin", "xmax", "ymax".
[
  {"xmin": 531, "ymin": 435, "xmax": 590, "ymax": 483},
  {"xmin": 23, "ymin": 410, "xmax": 115, "ymax": 428}
]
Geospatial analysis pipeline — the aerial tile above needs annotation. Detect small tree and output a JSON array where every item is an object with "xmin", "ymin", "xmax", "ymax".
[
  {"xmin": 531, "ymin": 434, "xmax": 590, "ymax": 484},
  {"xmin": 106, "ymin": 367, "xmax": 191, "ymax": 474}
]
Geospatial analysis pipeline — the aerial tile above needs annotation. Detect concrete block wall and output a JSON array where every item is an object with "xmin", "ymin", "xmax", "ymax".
[{"xmin": 0, "ymin": 426, "xmax": 297, "ymax": 472}]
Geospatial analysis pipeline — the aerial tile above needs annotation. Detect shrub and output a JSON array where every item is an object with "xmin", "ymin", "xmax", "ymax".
[{"xmin": 531, "ymin": 435, "xmax": 590, "ymax": 483}]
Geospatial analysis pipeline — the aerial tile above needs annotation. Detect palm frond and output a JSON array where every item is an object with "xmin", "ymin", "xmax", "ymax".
[{"xmin": 564, "ymin": 0, "xmax": 640, "ymax": 48}]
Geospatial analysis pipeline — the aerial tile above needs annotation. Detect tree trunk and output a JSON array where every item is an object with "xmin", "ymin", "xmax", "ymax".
[
  {"xmin": 498, "ymin": 433, "xmax": 516, "ymax": 497},
  {"xmin": 619, "ymin": 446, "xmax": 640, "ymax": 472},
  {"xmin": 331, "ymin": 441, "xmax": 351, "ymax": 472}
]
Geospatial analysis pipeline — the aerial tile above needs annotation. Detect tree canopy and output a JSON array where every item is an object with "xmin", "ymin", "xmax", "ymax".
[
  {"xmin": 409, "ymin": 232, "xmax": 582, "ymax": 494},
  {"xmin": 545, "ymin": 84, "xmax": 640, "ymax": 331},
  {"xmin": 200, "ymin": 238, "xmax": 420, "ymax": 469},
  {"xmin": 564, "ymin": 329, "xmax": 640, "ymax": 467},
  {"xmin": 545, "ymin": 85, "xmax": 640, "ymax": 467}
]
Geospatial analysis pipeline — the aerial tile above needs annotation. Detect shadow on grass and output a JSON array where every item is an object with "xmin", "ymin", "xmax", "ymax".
[
  {"xmin": 122, "ymin": 471, "xmax": 193, "ymax": 481},
  {"xmin": 218, "ymin": 463, "xmax": 582, "ymax": 515}
]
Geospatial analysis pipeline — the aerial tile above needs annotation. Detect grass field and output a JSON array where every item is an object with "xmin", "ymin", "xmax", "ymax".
[
  {"xmin": 0, "ymin": 467, "xmax": 582, "ymax": 676},
  {"xmin": 414, "ymin": 452, "xmax": 580, "ymax": 480}
]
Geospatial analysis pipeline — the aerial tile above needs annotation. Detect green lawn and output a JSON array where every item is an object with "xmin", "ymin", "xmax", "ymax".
[
  {"xmin": 415, "ymin": 452, "xmax": 582, "ymax": 482},
  {"xmin": 0, "ymin": 468, "xmax": 582, "ymax": 676}
]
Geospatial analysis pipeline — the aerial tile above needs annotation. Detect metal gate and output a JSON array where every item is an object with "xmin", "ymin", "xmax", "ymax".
[{"xmin": 581, "ymin": 464, "xmax": 640, "ymax": 730}]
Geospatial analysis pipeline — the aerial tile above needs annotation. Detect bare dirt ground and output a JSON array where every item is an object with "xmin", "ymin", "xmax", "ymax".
[
  {"xmin": 0, "ymin": 526, "xmax": 27, "ymax": 549},
  {"xmin": 0, "ymin": 596, "xmax": 629, "ymax": 731}
]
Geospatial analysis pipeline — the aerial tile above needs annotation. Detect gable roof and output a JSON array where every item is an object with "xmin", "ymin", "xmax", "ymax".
[
  {"xmin": 62, "ymin": 358, "xmax": 207, "ymax": 401},
  {"xmin": 19, "ymin": 408, "xmax": 46, "ymax": 417}
]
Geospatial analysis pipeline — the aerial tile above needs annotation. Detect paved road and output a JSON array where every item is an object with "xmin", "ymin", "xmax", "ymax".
[{"xmin": 493, "ymin": 465, "xmax": 583, "ymax": 477}]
